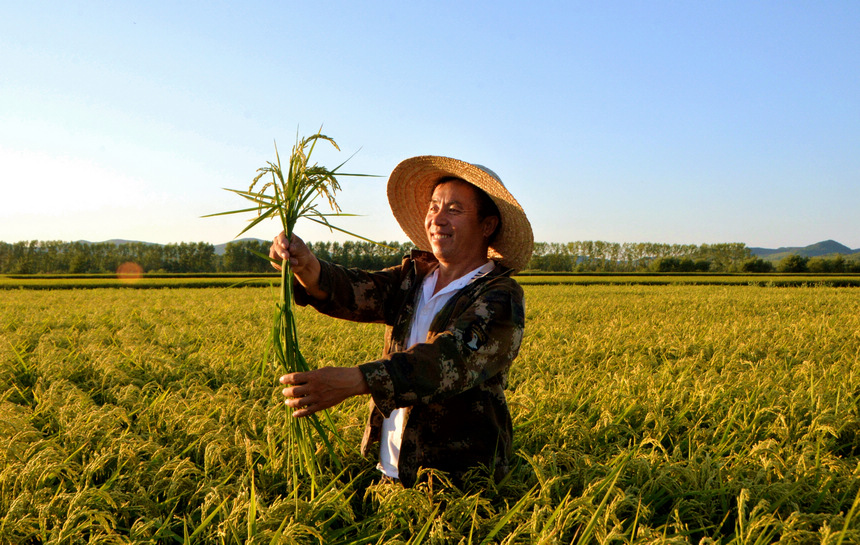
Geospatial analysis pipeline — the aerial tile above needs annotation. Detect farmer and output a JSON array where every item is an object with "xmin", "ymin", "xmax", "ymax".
[{"xmin": 270, "ymin": 155, "xmax": 533, "ymax": 488}]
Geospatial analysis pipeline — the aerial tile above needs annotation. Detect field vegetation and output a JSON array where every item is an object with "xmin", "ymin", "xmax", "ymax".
[{"xmin": 2, "ymin": 284, "xmax": 859, "ymax": 543}]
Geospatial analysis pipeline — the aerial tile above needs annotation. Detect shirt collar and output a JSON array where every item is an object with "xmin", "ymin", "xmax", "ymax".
[{"xmin": 423, "ymin": 260, "xmax": 496, "ymax": 302}]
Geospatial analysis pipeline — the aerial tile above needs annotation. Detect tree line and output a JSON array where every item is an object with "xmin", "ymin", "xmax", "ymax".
[
  {"xmin": 528, "ymin": 241, "xmax": 860, "ymax": 273},
  {"xmin": 0, "ymin": 240, "xmax": 417, "ymax": 275},
  {"xmin": 1, "ymin": 239, "xmax": 858, "ymax": 274},
  {"xmin": 529, "ymin": 241, "xmax": 749, "ymax": 272}
]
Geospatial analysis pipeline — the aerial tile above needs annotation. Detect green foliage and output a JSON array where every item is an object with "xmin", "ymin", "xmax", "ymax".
[
  {"xmin": 649, "ymin": 257, "xmax": 711, "ymax": 273},
  {"xmin": 2, "ymin": 285, "xmax": 860, "ymax": 542},
  {"xmin": 526, "ymin": 241, "xmax": 753, "ymax": 273},
  {"xmin": 777, "ymin": 254, "xmax": 809, "ymax": 273},
  {"xmin": 527, "ymin": 243, "xmax": 573, "ymax": 272},
  {"xmin": 0, "ymin": 240, "xmax": 217, "ymax": 274},
  {"xmin": 222, "ymin": 240, "xmax": 274, "ymax": 273},
  {"xmin": 806, "ymin": 255, "xmax": 860, "ymax": 273},
  {"xmin": 9, "ymin": 239, "xmax": 860, "ymax": 274},
  {"xmin": 307, "ymin": 240, "xmax": 416, "ymax": 270},
  {"xmin": 741, "ymin": 257, "xmax": 775, "ymax": 273},
  {"xmin": 808, "ymin": 255, "xmax": 843, "ymax": 273}
]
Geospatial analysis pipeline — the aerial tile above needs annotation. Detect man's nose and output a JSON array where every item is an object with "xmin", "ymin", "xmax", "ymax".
[{"xmin": 429, "ymin": 211, "xmax": 448, "ymax": 225}]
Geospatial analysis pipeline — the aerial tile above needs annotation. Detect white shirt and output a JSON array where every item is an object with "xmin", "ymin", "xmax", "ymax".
[{"xmin": 377, "ymin": 260, "xmax": 496, "ymax": 479}]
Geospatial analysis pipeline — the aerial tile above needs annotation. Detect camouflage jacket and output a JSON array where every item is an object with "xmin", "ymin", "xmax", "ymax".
[{"xmin": 293, "ymin": 250, "xmax": 525, "ymax": 487}]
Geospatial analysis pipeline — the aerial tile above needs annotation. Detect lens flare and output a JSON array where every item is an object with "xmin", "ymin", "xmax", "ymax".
[{"xmin": 117, "ymin": 262, "xmax": 144, "ymax": 283}]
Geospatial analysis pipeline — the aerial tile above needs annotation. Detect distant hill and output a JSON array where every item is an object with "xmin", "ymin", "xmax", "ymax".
[{"xmin": 750, "ymin": 240, "xmax": 860, "ymax": 261}]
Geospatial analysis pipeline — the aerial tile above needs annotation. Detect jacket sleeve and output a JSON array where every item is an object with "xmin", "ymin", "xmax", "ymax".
[
  {"xmin": 358, "ymin": 277, "xmax": 525, "ymax": 417},
  {"xmin": 292, "ymin": 258, "xmax": 405, "ymax": 325}
]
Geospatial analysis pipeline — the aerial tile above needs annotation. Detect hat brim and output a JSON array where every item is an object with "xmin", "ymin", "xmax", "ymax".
[{"xmin": 387, "ymin": 156, "xmax": 533, "ymax": 272}]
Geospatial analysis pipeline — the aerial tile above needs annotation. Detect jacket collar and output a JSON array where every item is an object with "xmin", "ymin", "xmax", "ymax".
[{"xmin": 408, "ymin": 249, "xmax": 515, "ymax": 280}]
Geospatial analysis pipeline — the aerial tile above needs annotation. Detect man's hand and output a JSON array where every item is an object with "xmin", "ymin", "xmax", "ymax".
[
  {"xmin": 280, "ymin": 367, "xmax": 371, "ymax": 418},
  {"xmin": 269, "ymin": 231, "xmax": 327, "ymax": 300},
  {"xmin": 269, "ymin": 231, "xmax": 314, "ymax": 271}
]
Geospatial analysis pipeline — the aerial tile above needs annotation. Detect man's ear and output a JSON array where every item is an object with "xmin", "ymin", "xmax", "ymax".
[{"xmin": 482, "ymin": 215, "xmax": 499, "ymax": 238}]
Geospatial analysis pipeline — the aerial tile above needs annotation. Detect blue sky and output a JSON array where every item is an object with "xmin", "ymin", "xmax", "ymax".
[{"xmin": 2, "ymin": 1, "xmax": 858, "ymax": 249}]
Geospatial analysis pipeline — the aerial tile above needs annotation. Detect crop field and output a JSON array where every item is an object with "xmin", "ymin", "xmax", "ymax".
[
  {"xmin": 2, "ymin": 284, "xmax": 859, "ymax": 543},
  {"xmin": 3, "ymin": 273, "xmax": 860, "ymax": 290}
]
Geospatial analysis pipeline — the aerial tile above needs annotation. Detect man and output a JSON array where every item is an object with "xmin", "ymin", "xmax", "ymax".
[{"xmin": 270, "ymin": 155, "xmax": 533, "ymax": 487}]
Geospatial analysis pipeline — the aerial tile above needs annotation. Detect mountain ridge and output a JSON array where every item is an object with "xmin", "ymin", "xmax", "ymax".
[{"xmin": 748, "ymin": 239, "xmax": 860, "ymax": 261}]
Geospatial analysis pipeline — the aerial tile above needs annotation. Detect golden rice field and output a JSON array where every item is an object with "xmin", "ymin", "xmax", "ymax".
[{"xmin": 2, "ymin": 284, "xmax": 859, "ymax": 544}]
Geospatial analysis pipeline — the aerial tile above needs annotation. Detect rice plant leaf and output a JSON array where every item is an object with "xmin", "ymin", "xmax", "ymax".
[
  {"xmin": 306, "ymin": 412, "xmax": 343, "ymax": 470},
  {"xmin": 407, "ymin": 504, "xmax": 440, "ymax": 545},
  {"xmin": 248, "ymin": 248, "xmax": 280, "ymax": 266},
  {"xmin": 248, "ymin": 473, "xmax": 258, "ymax": 539},
  {"xmin": 836, "ymin": 488, "xmax": 860, "ymax": 545},
  {"xmin": 233, "ymin": 207, "xmax": 280, "ymax": 238},
  {"xmin": 479, "ymin": 484, "xmax": 538, "ymax": 545},
  {"xmin": 200, "ymin": 206, "xmax": 263, "ymax": 218},
  {"xmin": 224, "ymin": 187, "xmax": 279, "ymax": 204},
  {"xmin": 188, "ymin": 495, "xmax": 229, "ymax": 541},
  {"xmin": 314, "ymin": 212, "xmax": 362, "ymax": 217},
  {"xmin": 7, "ymin": 340, "xmax": 30, "ymax": 370},
  {"xmin": 576, "ymin": 455, "xmax": 628, "ymax": 544},
  {"xmin": 538, "ymin": 489, "xmax": 572, "ymax": 540}
]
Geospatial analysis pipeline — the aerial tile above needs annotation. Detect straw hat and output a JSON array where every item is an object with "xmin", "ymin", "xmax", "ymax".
[{"xmin": 387, "ymin": 155, "xmax": 533, "ymax": 272}]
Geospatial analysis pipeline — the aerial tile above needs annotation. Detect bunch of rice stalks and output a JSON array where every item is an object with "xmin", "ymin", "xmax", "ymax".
[{"xmin": 206, "ymin": 131, "xmax": 377, "ymax": 493}]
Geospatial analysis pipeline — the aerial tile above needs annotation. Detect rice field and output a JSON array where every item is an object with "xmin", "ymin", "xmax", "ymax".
[
  {"xmin": 3, "ymin": 273, "xmax": 860, "ymax": 290},
  {"xmin": 2, "ymin": 284, "xmax": 859, "ymax": 543}
]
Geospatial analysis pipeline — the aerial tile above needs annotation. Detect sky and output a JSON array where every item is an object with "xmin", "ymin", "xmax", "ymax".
[{"xmin": 2, "ymin": 1, "xmax": 859, "ymax": 250}]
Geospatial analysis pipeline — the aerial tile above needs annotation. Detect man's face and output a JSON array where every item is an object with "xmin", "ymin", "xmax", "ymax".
[{"xmin": 424, "ymin": 180, "xmax": 497, "ymax": 265}]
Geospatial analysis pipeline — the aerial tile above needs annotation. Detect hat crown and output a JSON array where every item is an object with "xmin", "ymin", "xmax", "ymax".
[
  {"xmin": 387, "ymin": 156, "xmax": 533, "ymax": 272},
  {"xmin": 471, "ymin": 164, "xmax": 502, "ymax": 184}
]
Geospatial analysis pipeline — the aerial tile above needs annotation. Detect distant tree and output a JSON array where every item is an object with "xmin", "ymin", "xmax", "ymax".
[
  {"xmin": 807, "ymin": 257, "xmax": 830, "ymax": 273},
  {"xmin": 7, "ymin": 241, "xmax": 37, "ymax": 274},
  {"xmin": 808, "ymin": 255, "xmax": 847, "ymax": 273},
  {"xmin": 777, "ymin": 254, "xmax": 809, "ymax": 273},
  {"xmin": 528, "ymin": 242, "xmax": 572, "ymax": 271},
  {"xmin": 650, "ymin": 257, "xmax": 680, "ymax": 272},
  {"xmin": 693, "ymin": 259, "xmax": 712, "ymax": 272},
  {"xmin": 68, "ymin": 242, "xmax": 93, "ymax": 273},
  {"xmin": 308, "ymin": 241, "xmax": 333, "ymax": 263},
  {"xmin": 831, "ymin": 255, "xmax": 846, "ymax": 273},
  {"xmin": 741, "ymin": 257, "xmax": 774, "ymax": 273},
  {"xmin": 697, "ymin": 243, "xmax": 751, "ymax": 272},
  {"xmin": 223, "ymin": 240, "xmax": 271, "ymax": 272},
  {"xmin": 137, "ymin": 243, "xmax": 166, "ymax": 272},
  {"xmin": 544, "ymin": 252, "xmax": 573, "ymax": 272},
  {"xmin": 0, "ymin": 238, "xmax": 798, "ymax": 275}
]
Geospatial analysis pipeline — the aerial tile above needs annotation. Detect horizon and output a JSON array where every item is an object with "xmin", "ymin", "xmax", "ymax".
[
  {"xmin": 2, "ymin": 2, "xmax": 859, "ymax": 249},
  {"xmin": 3, "ymin": 236, "xmax": 857, "ymax": 254}
]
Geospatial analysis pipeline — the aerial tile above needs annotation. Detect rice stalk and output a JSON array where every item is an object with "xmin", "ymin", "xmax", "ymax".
[
  {"xmin": 205, "ymin": 130, "xmax": 382, "ymax": 494},
  {"xmin": 835, "ymin": 487, "xmax": 860, "ymax": 545}
]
